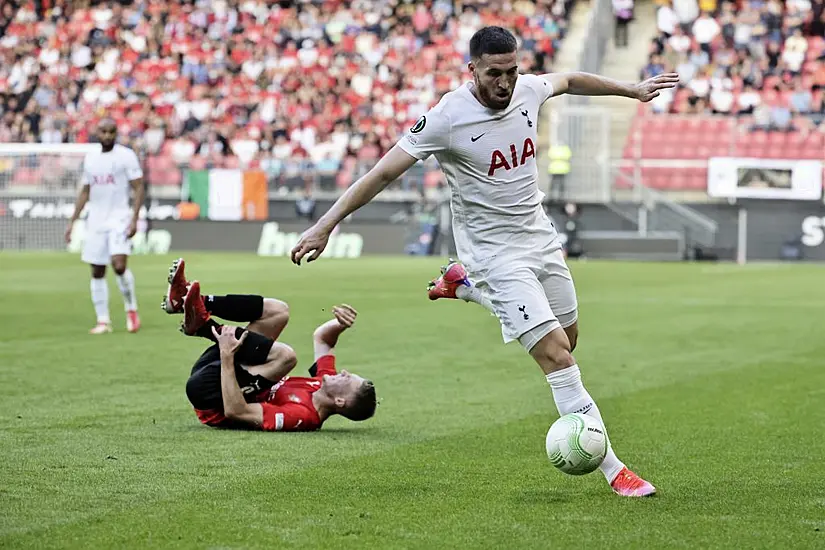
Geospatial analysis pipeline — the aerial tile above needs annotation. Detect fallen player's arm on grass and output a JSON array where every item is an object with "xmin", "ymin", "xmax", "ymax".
[
  {"xmin": 316, "ymin": 146, "xmax": 418, "ymax": 230},
  {"xmin": 219, "ymin": 352, "xmax": 264, "ymax": 427}
]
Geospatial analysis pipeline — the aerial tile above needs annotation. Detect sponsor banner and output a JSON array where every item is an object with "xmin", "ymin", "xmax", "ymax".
[
  {"xmin": 0, "ymin": 197, "xmax": 413, "ymax": 223},
  {"xmin": 6, "ymin": 200, "xmax": 825, "ymax": 262},
  {"xmin": 707, "ymin": 157, "xmax": 823, "ymax": 201},
  {"xmin": 0, "ymin": 198, "xmax": 181, "ymax": 221},
  {"xmin": 0, "ymin": 218, "xmax": 408, "ymax": 257},
  {"xmin": 148, "ymin": 220, "xmax": 397, "ymax": 258}
]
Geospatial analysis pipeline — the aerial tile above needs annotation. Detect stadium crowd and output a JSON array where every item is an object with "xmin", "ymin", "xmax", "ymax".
[
  {"xmin": 0, "ymin": 0, "xmax": 572, "ymax": 189},
  {"xmin": 644, "ymin": 0, "xmax": 825, "ymax": 133}
]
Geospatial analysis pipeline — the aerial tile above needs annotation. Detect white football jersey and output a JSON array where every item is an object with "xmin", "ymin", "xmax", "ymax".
[
  {"xmin": 82, "ymin": 144, "xmax": 143, "ymax": 228},
  {"xmin": 397, "ymin": 74, "xmax": 561, "ymax": 271}
]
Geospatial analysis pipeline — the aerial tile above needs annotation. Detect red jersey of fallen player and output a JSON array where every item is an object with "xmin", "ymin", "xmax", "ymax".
[{"xmin": 194, "ymin": 355, "xmax": 336, "ymax": 431}]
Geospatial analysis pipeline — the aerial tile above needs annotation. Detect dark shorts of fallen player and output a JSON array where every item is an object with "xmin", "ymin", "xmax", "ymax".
[{"xmin": 185, "ymin": 330, "xmax": 276, "ymax": 411}]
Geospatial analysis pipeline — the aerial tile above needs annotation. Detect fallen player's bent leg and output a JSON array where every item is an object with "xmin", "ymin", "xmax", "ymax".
[{"xmin": 185, "ymin": 331, "xmax": 287, "ymax": 411}]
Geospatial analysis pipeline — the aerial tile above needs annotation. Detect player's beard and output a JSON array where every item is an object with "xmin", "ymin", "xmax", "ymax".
[{"xmin": 478, "ymin": 82, "xmax": 511, "ymax": 110}]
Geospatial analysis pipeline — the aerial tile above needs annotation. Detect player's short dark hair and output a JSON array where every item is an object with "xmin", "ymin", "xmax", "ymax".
[
  {"xmin": 469, "ymin": 26, "xmax": 518, "ymax": 60},
  {"xmin": 340, "ymin": 380, "xmax": 377, "ymax": 422}
]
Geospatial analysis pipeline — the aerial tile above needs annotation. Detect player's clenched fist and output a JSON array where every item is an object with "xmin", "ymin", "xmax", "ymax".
[
  {"xmin": 333, "ymin": 305, "xmax": 357, "ymax": 329},
  {"xmin": 291, "ymin": 224, "xmax": 331, "ymax": 265}
]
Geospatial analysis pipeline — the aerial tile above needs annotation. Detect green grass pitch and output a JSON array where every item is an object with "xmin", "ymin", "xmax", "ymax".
[{"xmin": 1, "ymin": 253, "xmax": 824, "ymax": 549}]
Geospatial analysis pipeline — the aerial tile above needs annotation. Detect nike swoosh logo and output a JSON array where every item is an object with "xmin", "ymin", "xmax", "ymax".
[{"xmin": 471, "ymin": 133, "xmax": 487, "ymax": 142}]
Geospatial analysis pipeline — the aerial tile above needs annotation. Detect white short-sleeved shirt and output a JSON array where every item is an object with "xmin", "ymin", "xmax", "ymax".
[
  {"xmin": 82, "ymin": 144, "xmax": 142, "ymax": 229},
  {"xmin": 397, "ymin": 74, "xmax": 561, "ymax": 271}
]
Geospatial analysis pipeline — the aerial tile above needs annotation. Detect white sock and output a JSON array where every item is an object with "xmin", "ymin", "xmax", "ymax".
[
  {"xmin": 456, "ymin": 284, "xmax": 494, "ymax": 311},
  {"xmin": 545, "ymin": 365, "xmax": 625, "ymax": 483},
  {"xmin": 115, "ymin": 269, "xmax": 138, "ymax": 312},
  {"xmin": 90, "ymin": 278, "xmax": 110, "ymax": 324}
]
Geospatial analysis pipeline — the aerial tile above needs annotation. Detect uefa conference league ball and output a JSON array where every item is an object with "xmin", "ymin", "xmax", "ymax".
[{"xmin": 545, "ymin": 413, "xmax": 608, "ymax": 475}]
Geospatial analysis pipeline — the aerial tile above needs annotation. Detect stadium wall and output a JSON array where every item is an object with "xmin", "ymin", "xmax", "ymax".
[{"xmin": 3, "ymin": 197, "xmax": 825, "ymax": 262}]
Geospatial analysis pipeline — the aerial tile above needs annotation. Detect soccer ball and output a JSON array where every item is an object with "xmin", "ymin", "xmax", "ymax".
[{"xmin": 545, "ymin": 413, "xmax": 608, "ymax": 475}]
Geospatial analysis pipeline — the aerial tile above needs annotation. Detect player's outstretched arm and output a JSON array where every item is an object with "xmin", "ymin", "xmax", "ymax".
[
  {"xmin": 291, "ymin": 146, "xmax": 418, "ymax": 264},
  {"xmin": 313, "ymin": 305, "xmax": 357, "ymax": 360},
  {"xmin": 214, "ymin": 325, "xmax": 265, "ymax": 427},
  {"xmin": 66, "ymin": 184, "xmax": 90, "ymax": 244},
  {"xmin": 543, "ymin": 72, "xmax": 679, "ymax": 102}
]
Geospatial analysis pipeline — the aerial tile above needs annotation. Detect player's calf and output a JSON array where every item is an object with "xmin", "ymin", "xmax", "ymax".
[
  {"xmin": 526, "ymin": 323, "xmax": 575, "ymax": 373},
  {"xmin": 89, "ymin": 265, "xmax": 111, "ymax": 333},
  {"xmin": 111, "ymin": 254, "xmax": 139, "ymax": 332}
]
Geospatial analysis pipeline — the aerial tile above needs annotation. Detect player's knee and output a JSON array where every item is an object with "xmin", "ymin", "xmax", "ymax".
[
  {"xmin": 267, "ymin": 342, "xmax": 297, "ymax": 371},
  {"xmin": 262, "ymin": 298, "xmax": 289, "ymax": 326},
  {"xmin": 111, "ymin": 260, "xmax": 126, "ymax": 275},
  {"xmin": 91, "ymin": 265, "xmax": 106, "ymax": 278}
]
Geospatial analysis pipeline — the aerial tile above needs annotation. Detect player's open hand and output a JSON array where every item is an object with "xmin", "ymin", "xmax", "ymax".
[
  {"xmin": 633, "ymin": 73, "xmax": 680, "ymax": 102},
  {"xmin": 333, "ymin": 304, "xmax": 357, "ymax": 329},
  {"xmin": 64, "ymin": 222, "xmax": 73, "ymax": 244},
  {"xmin": 291, "ymin": 223, "xmax": 332, "ymax": 265},
  {"xmin": 126, "ymin": 219, "xmax": 138, "ymax": 239},
  {"xmin": 212, "ymin": 324, "xmax": 248, "ymax": 357}
]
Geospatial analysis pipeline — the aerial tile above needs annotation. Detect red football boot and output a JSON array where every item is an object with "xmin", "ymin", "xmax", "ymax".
[
  {"xmin": 162, "ymin": 257, "xmax": 189, "ymax": 314},
  {"xmin": 610, "ymin": 467, "xmax": 657, "ymax": 497},
  {"xmin": 181, "ymin": 281, "xmax": 210, "ymax": 336},
  {"xmin": 126, "ymin": 310, "xmax": 141, "ymax": 333},
  {"xmin": 427, "ymin": 260, "xmax": 471, "ymax": 301}
]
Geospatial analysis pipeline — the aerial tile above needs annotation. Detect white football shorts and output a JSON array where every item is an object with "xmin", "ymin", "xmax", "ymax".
[
  {"xmin": 471, "ymin": 248, "xmax": 578, "ymax": 351},
  {"xmin": 81, "ymin": 222, "xmax": 132, "ymax": 265}
]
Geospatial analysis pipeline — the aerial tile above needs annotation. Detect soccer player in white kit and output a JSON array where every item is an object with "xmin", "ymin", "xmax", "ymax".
[
  {"xmin": 291, "ymin": 27, "xmax": 678, "ymax": 497},
  {"xmin": 66, "ymin": 119, "xmax": 144, "ymax": 334}
]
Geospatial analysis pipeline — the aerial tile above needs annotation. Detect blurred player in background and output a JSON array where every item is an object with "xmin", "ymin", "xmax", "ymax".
[
  {"xmin": 66, "ymin": 119, "xmax": 144, "ymax": 334},
  {"xmin": 292, "ymin": 26, "xmax": 678, "ymax": 497},
  {"xmin": 162, "ymin": 258, "xmax": 377, "ymax": 432}
]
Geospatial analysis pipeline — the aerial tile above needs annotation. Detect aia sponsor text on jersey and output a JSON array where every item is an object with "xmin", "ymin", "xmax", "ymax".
[
  {"xmin": 487, "ymin": 137, "xmax": 536, "ymax": 177},
  {"xmin": 91, "ymin": 173, "xmax": 116, "ymax": 186}
]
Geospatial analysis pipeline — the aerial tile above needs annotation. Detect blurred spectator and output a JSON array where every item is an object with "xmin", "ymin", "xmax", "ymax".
[
  {"xmin": 643, "ymin": 0, "xmax": 825, "ymax": 138},
  {"xmin": 692, "ymin": 12, "xmax": 720, "ymax": 54},
  {"xmin": 295, "ymin": 190, "xmax": 317, "ymax": 221},
  {"xmin": 790, "ymin": 82, "xmax": 813, "ymax": 115},
  {"xmin": 657, "ymin": 3, "xmax": 679, "ymax": 37},
  {"xmin": 613, "ymin": 0, "xmax": 634, "ymax": 48},
  {"xmin": 737, "ymin": 83, "xmax": 762, "ymax": 115},
  {"xmin": 0, "ymin": 0, "xmax": 574, "ymax": 191},
  {"xmin": 771, "ymin": 100, "xmax": 794, "ymax": 131},
  {"xmin": 673, "ymin": 0, "xmax": 700, "ymax": 28}
]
